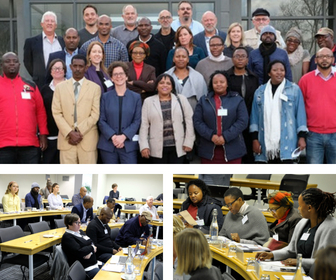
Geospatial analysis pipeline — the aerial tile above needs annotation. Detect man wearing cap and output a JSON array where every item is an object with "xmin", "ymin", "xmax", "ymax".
[
  {"xmin": 248, "ymin": 25, "xmax": 292, "ymax": 85},
  {"xmin": 25, "ymin": 182, "xmax": 42, "ymax": 209},
  {"xmin": 245, "ymin": 8, "xmax": 286, "ymax": 49},
  {"xmin": 115, "ymin": 211, "xmax": 152, "ymax": 247},
  {"xmin": 299, "ymin": 47, "xmax": 336, "ymax": 164},
  {"xmin": 309, "ymin": 27, "xmax": 336, "ymax": 71},
  {"xmin": 171, "ymin": 0, "xmax": 204, "ymax": 36},
  {"xmin": 86, "ymin": 207, "xmax": 122, "ymax": 262}
]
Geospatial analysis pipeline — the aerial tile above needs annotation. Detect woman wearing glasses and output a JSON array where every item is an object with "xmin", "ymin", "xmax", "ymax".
[
  {"xmin": 40, "ymin": 59, "xmax": 66, "ymax": 163},
  {"xmin": 256, "ymin": 188, "xmax": 336, "ymax": 274},
  {"xmin": 126, "ymin": 41, "xmax": 156, "ymax": 103},
  {"xmin": 180, "ymin": 179, "xmax": 224, "ymax": 233},
  {"xmin": 284, "ymin": 27, "xmax": 310, "ymax": 84},
  {"xmin": 219, "ymin": 187, "xmax": 269, "ymax": 245},
  {"xmin": 98, "ymin": 61, "xmax": 142, "ymax": 164},
  {"xmin": 266, "ymin": 191, "xmax": 301, "ymax": 247},
  {"xmin": 62, "ymin": 213, "xmax": 100, "ymax": 279}
]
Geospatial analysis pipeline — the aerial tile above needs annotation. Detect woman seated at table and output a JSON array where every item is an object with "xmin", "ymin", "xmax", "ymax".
[
  {"xmin": 256, "ymin": 188, "xmax": 336, "ymax": 274},
  {"xmin": 2, "ymin": 181, "xmax": 20, "ymax": 212},
  {"xmin": 314, "ymin": 245, "xmax": 336, "ymax": 280},
  {"xmin": 219, "ymin": 187, "xmax": 269, "ymax": 245},
  {"xmin": 180, "ymin": 179, "xmax": 224, "ymax": 233},
  {"xmin": 47, "ymin": 183, "xmax": 64, "ymax": 210},
  {"xmin": 175, "ymin": 228, "xmax": 222, "ymax": 279},
  {"xmin": 62, "ymin": 213, "xmax": 100, "ymax": 279},
  {"xmin": 126, "ymin": 41, "xmax": 156, "ymax": 103},
  {"xmin": 266, "ymin": 191, "xmax": 301, "ymax": 248}
]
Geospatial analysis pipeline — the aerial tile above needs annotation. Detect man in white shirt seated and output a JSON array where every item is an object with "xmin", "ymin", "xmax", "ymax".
[{"xmin": 139, "ymin": 196, "xmax": 159, "ymax": 220}]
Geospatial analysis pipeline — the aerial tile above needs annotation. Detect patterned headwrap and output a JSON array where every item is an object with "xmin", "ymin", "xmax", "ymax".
[
  {"xmin": 268, "ymin": 191, "xmax": 294, "ymax": 207},
  {"xmin": 128, "ymin": 40, "xmax": 150, "ymax": 57}
]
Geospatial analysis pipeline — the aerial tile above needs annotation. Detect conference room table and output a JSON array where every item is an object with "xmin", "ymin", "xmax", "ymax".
[
  {"xmin": 93, "ymin": 244, "xmax": 163, "ymax": 280},
  {"xmin": 209, "ymin": 245, "xmax": 299, "ymax": 280},
  {"xmin": 115, "ymin": 200, "xmax": 163, "ymax": 206},
  {"xmin": 21, "ymin": 198, "xmax": 72, "ymax": 204},
  {"xmin": 173, "ymin": 199, "xmax": 275, "ymax": 223}
]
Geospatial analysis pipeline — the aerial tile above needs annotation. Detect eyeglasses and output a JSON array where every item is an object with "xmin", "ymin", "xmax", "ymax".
[
  {"xmin": 159, "ymin": 16, "xmax": 172, "ymax": 20},
  {"xmin": 209, "ymin": 43, "xmax": 224, "ymax": 48},
  {"xmin": 112, "ymin": 72, "xmax": 126, "ymax": 77},
  {"xmin": 74, "ymin": 221, "xmax": 81, "ymax": 225},
  {"xmin": 286, "ymin": 38, "xmax": 300, "ymax": 44},
  {"xmin": 225, "ymin": 197, "xmax": 238, "ymax": 208},
  {"xmin": 51, "ymin": 67, "xmax": 64, "ymax": 72},
  {"xmin": 315, "ymin": 55, "xmax": 334, "ymax": 59},
  {"xmin": 179, "ymin": 7, "xmax": 191, "ymax": 11},
  {"xmin": 132, "ymin": 51, "xmax": 146, "ymax": 56},
  {"xmin": 233, "ymin": 54, "xmax": 248, "ymax": 59},
  {"xmin": 253, "ymin": 17, "xmax": 269, "ymax": 22},
  {"xmin": 267, "ymin": 206, "xmax": 282, "ymax": 214}
]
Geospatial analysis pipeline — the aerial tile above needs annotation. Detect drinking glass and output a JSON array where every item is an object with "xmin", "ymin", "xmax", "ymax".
[
  {"xmin": 246, "ymin": 258, "xmax": 256, "ymax": 271},
  {"xmin": 260, "ymin": 274, "xmax": 271, "ymax": 280},
  {"xmin": 133, "ymin": 254, "xmax": 142, "ymax": 276},
  {"xmin": 227, "ymin": 244, "xmax": 237, "ymax": 258}
]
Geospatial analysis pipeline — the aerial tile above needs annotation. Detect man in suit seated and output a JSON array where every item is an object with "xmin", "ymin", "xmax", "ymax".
[
  {"xmin": 23, "ymin": 11, "xmax": 65, "ymax": 90},
  {"xmin": 86, "ymin": 207, "xmax": 122, "ymax": 262},
  {"xmin": 46, "ymin": 28, "xmax": 80, "ymax": 83},
  {"xmin": 115, "ymin": 211, "xmax": 152, "ymax": 247},
  {"xmin": 71, "ymin": 195, "xmax": 94, "ymax": 224}
]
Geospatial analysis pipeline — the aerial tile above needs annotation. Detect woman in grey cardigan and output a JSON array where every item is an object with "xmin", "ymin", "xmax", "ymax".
[{"xmin": 256, "ymin": 188, "xmax": 336, "ymax": 274}]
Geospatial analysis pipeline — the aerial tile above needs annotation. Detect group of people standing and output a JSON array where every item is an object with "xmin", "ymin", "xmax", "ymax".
[{"xmin": 1, "ymin": 1, "xmax": 336, "ymax": 164}]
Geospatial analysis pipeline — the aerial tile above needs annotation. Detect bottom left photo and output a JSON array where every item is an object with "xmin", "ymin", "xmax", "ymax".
[{"xmin": 0, "ymin": 173, "xmax": 163, "ymax": 280}]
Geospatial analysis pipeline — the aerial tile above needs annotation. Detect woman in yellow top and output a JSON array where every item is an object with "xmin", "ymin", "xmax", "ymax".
[{"xmin": 2, "ymin": 181, "xmax": 21, "ymax": 212}]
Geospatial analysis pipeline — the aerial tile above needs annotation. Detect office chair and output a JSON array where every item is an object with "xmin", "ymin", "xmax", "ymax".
[
  {"xmin": 28, "ymin": 221, "xmax": 53, "ymax": 258},
  {"xmin": 67, "ymin": 260, "xmax": 87, "ymax": 280},
  {"xmin": 54, "ymin": 219, "xmax": 66, "ymax": 228},
  {"xmin": 102, "ymin": 195, "xmax": 109, "ymax": 204},
  {"xmin": 244, "ymin": 174, "xmax": 271, "ymax": 203},
  {"xmin": 279, "ymin": 174, "xmax": 310, "ymax": 207},
  {"xmin": 110, "ymin": 228, "xmax": 119, "ymax": 240},
  {"xmin": 0, "ymin": 226, "xmax": 50, "ymax": 280},
  {"xmin": 154, "ymin": 262, "xmax": 163, "ymax": 280}
]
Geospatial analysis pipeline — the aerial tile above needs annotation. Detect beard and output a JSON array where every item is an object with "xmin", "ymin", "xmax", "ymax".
[{"xmin": 318, "ymin": 63, "xmax": 332, "ymax": 70}]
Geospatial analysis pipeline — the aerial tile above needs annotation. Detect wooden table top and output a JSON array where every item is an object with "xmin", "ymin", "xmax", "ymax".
[
  {"xmin": 173, "ymin": 174, "xmax": 198, "ymax": 183},
  {"xmin": 120, "ymin": 209, "xmax": 163, "ymax": 215},
  {"xmin": 115, "ymin": 200, "xmax": 163, "ymax": 206},
  {"xmin": 93, "ymin": 245, "xmax": 163, "ymax": 280}
]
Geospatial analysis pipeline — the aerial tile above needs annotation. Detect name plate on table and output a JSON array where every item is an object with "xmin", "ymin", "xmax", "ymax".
[
  {"xmin": 255, "ymin": 260, "xmax": 261, "ymax": 278},
  {"xmin": 236, "ymin": 247, "xmax": 244, "ymax": 263}
]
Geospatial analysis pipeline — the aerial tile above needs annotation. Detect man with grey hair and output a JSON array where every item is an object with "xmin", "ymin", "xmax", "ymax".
[
  {"xmin": 154, "ymin": 10, "xmax": 176, "ymax": 55},
  {"xmin": 139, "ymin": 195, "xmax": 159, "ymax": 219},
  {"xmin": 111, "ymin": 5, "xmax": 138, "ymax": 46},
  {"xmin": 193, "ymin": 11, "xmax": 227, "ymax": 57},
  {"xmin": 24, "ymin": 11, "xmax": 65, "ymax": 90}
]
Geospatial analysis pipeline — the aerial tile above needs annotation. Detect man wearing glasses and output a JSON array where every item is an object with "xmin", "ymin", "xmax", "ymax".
[
  {"xmin": 218, "ymin": 187, "xmax": 269, "ymax": 245},
  {"xmin": 308, "ymin": 27, "xmax": 336, "ymax": 71},
  {"xmin": 115, "ymin": 211, "xmax": 152, "ymax": 247},
  {"xmin": 299, "ymin": 47, "xmax": 336, "ymax": 164},
  {"xmin": 244, "ymin": 8, "xmax": 285, "ymax": 49},
  {"xmin": 155, "ymin": 10, "xmax": 176, "ymax": 55},
  {"xmin": 171, "ymin": 0, "xmax": 204, "ymax": 36}
]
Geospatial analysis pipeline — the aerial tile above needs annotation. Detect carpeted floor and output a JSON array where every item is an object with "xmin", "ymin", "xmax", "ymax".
[{"xmin": 0, "ymin": 261, "xmax": 52, "ymax": 280}]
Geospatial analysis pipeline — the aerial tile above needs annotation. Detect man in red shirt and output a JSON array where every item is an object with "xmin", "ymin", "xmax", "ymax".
[
  {"xmin": 0, "ymin": 52, "xmax": 48, "ymax": 163},
  {"xmin": 299, "ymin": 47, "xmax": 336, "ymax": 163}
]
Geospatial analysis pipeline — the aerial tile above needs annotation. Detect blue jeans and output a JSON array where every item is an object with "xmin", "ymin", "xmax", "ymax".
[
  {"xmin": 306, "ymin": 131, "xmax": 336, "ymax": 164},
  {"xmin": 0, "ymin": 146, "xmax": 40, "ymax": 164}
]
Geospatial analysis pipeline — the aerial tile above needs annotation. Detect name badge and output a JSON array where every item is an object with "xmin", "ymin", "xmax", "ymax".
[
  {"xmin": 196, "ymin": 219, "xmax": 205, "ymax": 226},
  {"xmin": 83, "ymin": 235, "xmax": 90, "ymax": 240},
  {"xmin": 280, "ymin": 93, "xmax": 288, "ymax": 102},
  {"xmin": 242, "ymin": 215, "xmax": 248, "ymax": 225},
  {"xmin": 273, "ymin": 234, "xmax": 279, "ymax": 241},
  {"xmin": 104, "ymin": 229, "xmax": 108, "ymax": 234},
  {"xmin": 218, "ymin": 108, "xmax": 228, "ymax": 116},
  {"xmin": 21, "ymin": 92, "xmax": 31, "ymax": 99},
  {"xmin": 104, "ymin": 80, "xmax": 113, "ymax": 88},
  {"xmin": 301, "ymin": 233, "xmax": 310, "ymax": 241}
]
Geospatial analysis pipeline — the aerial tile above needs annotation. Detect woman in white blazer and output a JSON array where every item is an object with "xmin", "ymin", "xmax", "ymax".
[{"xmin": 139, "ymin": 73, "xmax": 195, "ymax": 164}]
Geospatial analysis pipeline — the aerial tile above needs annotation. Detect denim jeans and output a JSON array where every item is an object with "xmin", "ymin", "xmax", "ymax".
[
  {"xmin": 0, "ymin": 146, "xmax": 40, "ymax": 164},
  {"xmin": 306, "ymin": 131, "xmax": 336, "ymax": 164}
]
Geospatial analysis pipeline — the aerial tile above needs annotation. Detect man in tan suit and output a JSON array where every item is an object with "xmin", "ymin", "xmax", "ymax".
[{"xmin": 52, "ymin": 54, "xmax": 101, "ymax": 163}]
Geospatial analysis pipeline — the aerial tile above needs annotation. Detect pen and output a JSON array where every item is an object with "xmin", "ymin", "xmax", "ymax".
[
  {"xmin": 24, "ymin": 240, "xmax": 32, "ymax": 243},
  {"xmin": 274, "ymin": 276, "xmax": 280, "ymax": 280}
]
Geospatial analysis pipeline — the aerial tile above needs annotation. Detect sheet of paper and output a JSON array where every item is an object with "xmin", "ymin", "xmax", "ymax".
[
  {"xmin": 177, "ymin": 211, "xmax": 197, "ymax": 226},
  {"xmin": 102, "ymin": 264, "xmax": 124, "ymax": 272},
  {"xmin": 282, "ymin": 276, "xmax": 312, "ymax": 280},
  {"xmin": 110, "ymin": 255, "xmax": 120, "ymax": 264}
]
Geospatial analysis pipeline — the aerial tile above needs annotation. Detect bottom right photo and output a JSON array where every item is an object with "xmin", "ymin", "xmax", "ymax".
[{"xmin": 173, "ymin": 174, "xmax": 336, "ymax": 280}]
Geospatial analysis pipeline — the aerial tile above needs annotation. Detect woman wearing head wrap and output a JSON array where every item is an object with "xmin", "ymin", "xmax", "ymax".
[
  {"xmin": 127, "ymin": 41, "xmax": 156, "ymax": 103},
  {"xmin": 267, "ymin": 191, "xmax": 301, "ymax": 245},
  {"xmin": 285, "ymin": 27, "xmax": 310, "ymax": 84}
]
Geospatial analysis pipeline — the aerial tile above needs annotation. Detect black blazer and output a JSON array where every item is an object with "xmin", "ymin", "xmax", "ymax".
[
  {"xmin": 23, "ymin": 33, "xmax": 65, "ymax": 90},
  {"xmin": 45, "ymin": 50, "xmax": 66, "ymax": 84},
  {"xmin": 71, "ymin": 204, "xmax": 94, "ymax": 223}
]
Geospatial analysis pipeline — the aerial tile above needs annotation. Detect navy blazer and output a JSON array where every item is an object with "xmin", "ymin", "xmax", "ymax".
[
  {"xmin": 71, "ymin": 204, "xmax": 94, "ymax": 223},
  {"xmin": 23, "ymin": 33, "xmax": 65, "ymax": 90},
  {"xmin": 85, "ymin": 65, "xmax": 113, "ymax": 94},
  {"xmin": 193, "ymin": 30, "xmax": 227, "ymax": 57},
  {"xmin": 45, "ymin": 50, "xmax": 66, "ymax": 84},
  {"xmin": 98, "ymin": 88, "xmax": 142, "ymax": 154}
]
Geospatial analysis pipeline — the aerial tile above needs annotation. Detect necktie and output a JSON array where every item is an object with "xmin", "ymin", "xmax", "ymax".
[{"xmin": 74, "ymin": 82, "xmax": 80, "ymax": 127}]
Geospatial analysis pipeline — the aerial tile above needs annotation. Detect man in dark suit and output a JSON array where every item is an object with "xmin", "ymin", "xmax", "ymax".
[
  {"xmin": 46, "ymin": 28, "xmax": 80, "ymax": 83},
  {"xmin": 71, "ymin": 195, "xmax": 94, "ymax": 223},
  {"xmin": 23, "ymin": 11, "xmax": 65, "ymax": 90},
  {"xmin": 193, "ymin": 11, "xmax": 227, "ymax": 57}
]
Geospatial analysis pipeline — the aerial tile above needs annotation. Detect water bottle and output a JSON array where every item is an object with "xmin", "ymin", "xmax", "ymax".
[
  {"xmin": 293, "ymin": 253, "xmax": 304, "ymax": 280},
  {"xmin": 210, "ymin": 209, "xmax": 219, "ymax": 240},
  {"xmin": 148, "ymin": 227, "xmax": 153, "ymax": 253},
  {"xmin": 39, "ymin": 196, "xmax": 43, "ymax": 211},
  {"xmin": 125, "ymin": 245, "xmax": 135, "ymax": 279}
]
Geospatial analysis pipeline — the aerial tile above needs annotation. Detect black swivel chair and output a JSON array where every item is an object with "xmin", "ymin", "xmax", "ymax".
[
  {"xmin": 54, "ymin": 219, "xmax": 66, "ymax": 228},
  {"xmin": 173, "ymin": 188, "xmax": 185, "ymax": 199},
  {"xmin": 0, "ymin": 226, "xmax": 50, "ymax": 280},
  {"xmin": 67, "ymin": 260, "xmax": 87, "ymax": 280},
  {"xmin": 110, "ymin": 228, "xmax": 119, "ymax": 240},
  {"xmin": 243, "ymin": 174, "xmax": 271, "ymax": 203},
  {"xmin": 28, "ymin": 221, "xmax": 54, "ymax": 258}
]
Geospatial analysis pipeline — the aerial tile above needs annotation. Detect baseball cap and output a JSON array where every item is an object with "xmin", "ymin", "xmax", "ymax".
[
  {"xmin": 141, "ymin": 211, "xmax": 153, "ymax": 221},
  {"xmin": 315, "ymin": 27, "xmax": 334, "ymax": 38},
  {"xmin": 252, "ymin": 8, "xmax": 270, "ymax": 17}
]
